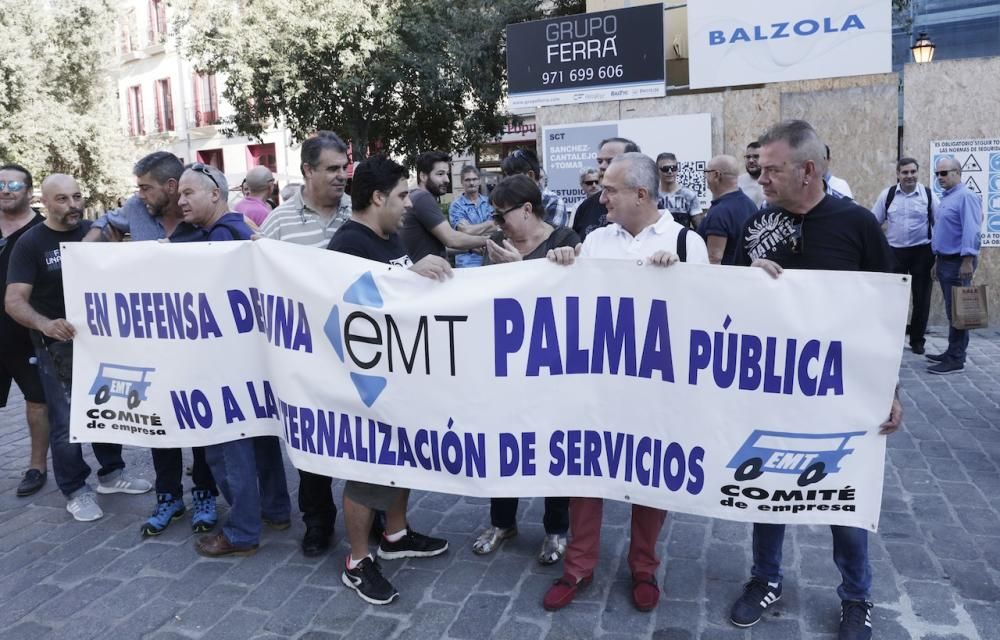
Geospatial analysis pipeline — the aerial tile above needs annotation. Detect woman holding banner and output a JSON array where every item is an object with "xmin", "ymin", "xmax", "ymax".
[{"xmin": 474, "ymin": 174, "xmax": 579, "ymax": 564}]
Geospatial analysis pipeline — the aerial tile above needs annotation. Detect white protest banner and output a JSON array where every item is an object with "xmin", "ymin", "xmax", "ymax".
[
  {"xmin": 543, "ymin": 113, "xmax": 712, "ymax": 210},
  {"xmin": 687, "ymin": 0, "xmax": 892, "ymax": 90},
  {"xmin": 931, "ymin": 138, "xmax": 1000, "ymax": 247},
  {"xmin": 63, "ymin": 240, "xmax": 907, "ymax": 531}
]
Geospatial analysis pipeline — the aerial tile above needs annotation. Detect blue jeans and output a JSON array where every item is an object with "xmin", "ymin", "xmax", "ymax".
[
  {"xmin": 936, "ymin": 255, "xmax": 975, "ymax": 364},
  {"xmin": 34, "ymin": 342, "xmax": 124, "ymax": 497},
  {"xmin": 205, "ymin": 436, "xmax": 290, "ymax": 546},
  {"xmin": 751, "ymin": 523, "xmax": 872, "ymax": 601}
]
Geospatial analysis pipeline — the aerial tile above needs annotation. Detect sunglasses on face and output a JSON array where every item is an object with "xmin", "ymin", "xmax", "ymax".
[
  {"xmin": 190, "ymin": 162, "xmax": 220, "ymax": 189},
  {"xmin": 583, "ymin": 180, "xmax": 599, "ymax": 186},
  {"xmin": 492, "ymin": 203, "xmax": 525, "ymax": 225},
  {"xmin": 934, "ymin": 169, "xmax": 955, "ymax": 177},
  {"xmin": 659, "ymin": 165, "xmax": 678, "ymax": 173},
  {"xmin": 0, "ymin": 180, "xmax": 26, "ymax": 192}
]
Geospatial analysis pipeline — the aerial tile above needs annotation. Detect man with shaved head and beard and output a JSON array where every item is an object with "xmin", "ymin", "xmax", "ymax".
[{"xmin": 6, "ymin": 174, "xmax": 152, "ymax": 522}]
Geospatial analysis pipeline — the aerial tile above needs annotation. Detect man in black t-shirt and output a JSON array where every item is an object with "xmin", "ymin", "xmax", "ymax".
[
  {"xmin": 327, "ymin": 155, "xmax": 452, "ymax": 606},
  {"xmin": 0, "ymin": 163, "xmax": 49, "ymax": 497},
  {"xmin": 728, "ymin": 121, "xmax": 901, "ymax": 640},
  {"xmin": 399, "ymin": 150, "xmax": 486, "ymax": 262},
  {"xmin": 571, "ymin": 136, "xmax": 639, "ymax": 241},
  {"xmin": 6, "ymin": 174, "xmax": 151, "ymax": 522}
]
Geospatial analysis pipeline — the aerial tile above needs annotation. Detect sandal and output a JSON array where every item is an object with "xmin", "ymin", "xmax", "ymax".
[
  {"xmin": 538, "ymin": 533, "xmax": 567, "ymax": 565},
  {"xmin": 472, "ymin": 526, "xmax": 517, "ymax": 555}
]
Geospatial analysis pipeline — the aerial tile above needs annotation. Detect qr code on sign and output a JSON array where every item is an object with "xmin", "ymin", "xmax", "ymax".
[{"xmin": 677, "ymin": 160, "xmax": 707, "ymax": 201}]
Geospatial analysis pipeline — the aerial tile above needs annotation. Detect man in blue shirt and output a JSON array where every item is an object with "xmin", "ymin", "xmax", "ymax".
[
  {"xmin": 870, "ymin": 157, "xmax": 938, "ymax": 355},
  {"xmin": 448, "ymin": 165, "xmax": 494, "ymax": 267},
  {"xmin": 927, "ymin": 156, "xmax": 982, "ymax": 375},
  {"xmin": 698, "ymin": 155, "xmax": 758, "ymax": 265}
]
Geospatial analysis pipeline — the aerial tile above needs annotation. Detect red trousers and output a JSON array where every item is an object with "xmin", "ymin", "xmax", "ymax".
[{"xmin": 563, "ymin": 496, "xmax": 667, "ymax": 579}]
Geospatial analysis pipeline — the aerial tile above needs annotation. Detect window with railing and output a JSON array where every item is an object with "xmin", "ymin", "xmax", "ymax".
[
  {"xmin": 155, "ymin": 78, "xmax": 174, "ymax": 132},
  {"xmin": 192, "ymin": 72, "xmax": 219, "ymax": 127},
  {"xmin": 127, "ymin": 85, "xmax": 145, "ymax": 136}
]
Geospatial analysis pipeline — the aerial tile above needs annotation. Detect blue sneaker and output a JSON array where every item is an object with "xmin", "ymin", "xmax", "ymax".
[
  {"xmin": 140, "ymin": 493, "xmax": 185, "ymax": 537},
  {"xmin": 191, "ymin": 489, "xmax": 218, "ymax": 533}
]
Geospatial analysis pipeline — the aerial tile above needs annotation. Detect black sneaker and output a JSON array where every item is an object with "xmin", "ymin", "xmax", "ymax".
[
  {"xmin": 16, "ymin": 469, "xmax": 46, "ymax": 497},
  {"xmin": 341, "ymin": 556, "xmax": 398, "ymax": 605},
  {"xmin": 927, "ymin": 360, "xmax": 964, "ymax": 375},
  {"xmin": 839, "ymin": 600, "xmax": 873, "ymax": 640},
  {"xmin": 925, "ymin": 352, "xmax": 948, "ymax": 363},
  {"xmin": 729, "ymin": 578, "xmax": 782, "ymax": 627},
  {"xmin": 377, "ymin": 529, "xmax": 449, "ymax": 560}
]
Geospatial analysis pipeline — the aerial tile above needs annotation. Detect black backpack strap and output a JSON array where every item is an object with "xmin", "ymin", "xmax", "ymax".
[
  {"xmin": 925, "ymin": 185, "xmax": 934, "ymax": 240},
  {"xmin": 884, "ymin": 185, "xmax": 897, "ymax": 215},
  {"xmin": 676, "ymin": 227, "xmax": 688, "ymax": 263}
]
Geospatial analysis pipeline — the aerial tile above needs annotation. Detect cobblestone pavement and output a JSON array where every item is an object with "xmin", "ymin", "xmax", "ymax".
[{"xmin": 1, "ymin": 328, "xmax": 998, "ymax": 640}]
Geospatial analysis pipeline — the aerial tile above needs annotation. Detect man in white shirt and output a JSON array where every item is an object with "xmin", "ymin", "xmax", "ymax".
[
  {"xmin": 825, "ymin": 145, "xmax": 854, "ymax": 199},
  {"xmin": 542, "ymin": 152, "xmax": 707, "ymax": 614}
]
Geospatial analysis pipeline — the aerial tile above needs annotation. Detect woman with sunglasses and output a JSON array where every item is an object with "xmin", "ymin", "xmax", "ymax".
[{"xmin": 474, "ymin": 174, "xmax": 579, "ymax": 564}]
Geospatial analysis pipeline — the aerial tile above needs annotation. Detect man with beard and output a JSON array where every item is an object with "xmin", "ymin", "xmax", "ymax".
[
  {"xmin": 85, "ymin": 152, "xmax": 217, "ymax": 537},
  {"xmin": 6, "ymin": 174, "xmax": 152, "ymax": 521},
  {"xmin": 400, "ymin": 151, "xmax": 487, "ymax": 262},
  {"xmin": 737, "ymin": 141, "xmax": 765, "ymax": 207},
  {"xmin": 0, "ymin": 164, "xmax": 49, "ymax": 497},
  {"xmin": 571, "ymin": 137, "xmax": 640, "ymax": 241}
]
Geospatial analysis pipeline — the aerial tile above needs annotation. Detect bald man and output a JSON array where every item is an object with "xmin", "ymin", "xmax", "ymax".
[
  {"xmin": 6, "ymin": 174, "xmax": 151, "ymax": 522},
  {"xmin": 234, "ymin": 166, "xmax": 274, "ymax": 227},
  {"xmin": 699, "ymin": 155, "xmax": 759, "ymax": 265}
]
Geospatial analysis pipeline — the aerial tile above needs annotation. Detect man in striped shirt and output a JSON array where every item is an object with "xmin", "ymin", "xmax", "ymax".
[
  {"xmin": 260, "ymin": 131, "xmax": 352, "ymax": 247},
  {"xmin": 259, "ymin": 130, "xmax": 352, "ymax": 557}
]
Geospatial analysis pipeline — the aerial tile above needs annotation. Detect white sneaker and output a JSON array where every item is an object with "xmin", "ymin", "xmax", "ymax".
[
  {"xmin": 96, "ymin": 470, "xmax": 153, "ymax": 495},
  {"xmin": 67, "ymin": 492, "xmax": 103, "ymax": 522}
]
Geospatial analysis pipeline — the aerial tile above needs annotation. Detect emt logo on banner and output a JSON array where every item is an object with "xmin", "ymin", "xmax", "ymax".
[{"xmin": 687, "ymin": 0, "xmax": 892, "ymax": 90}]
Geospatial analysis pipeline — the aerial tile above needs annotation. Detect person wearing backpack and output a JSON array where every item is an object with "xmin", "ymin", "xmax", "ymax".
[
  {"xmin": 870, "ymin": 157, "xmax": 938, "ymax": 356},
  {"xmin": 543, "ymin": 152, "xmax": 708, "ymax": 614}
]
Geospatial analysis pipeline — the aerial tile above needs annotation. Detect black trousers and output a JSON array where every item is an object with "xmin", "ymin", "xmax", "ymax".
[
  {"xmin": 152, "ymin": 447, "xmax": 216, "ymax": 497},
  {"xmin": 490, "ymin": 496, "xmax": 569, "ymax": 535},
  {"xmin": 891, "ymin": 243, "xmax": 934, "ymax": 348},
  {"xmin": 298, "ymin": 469, "xmax": 337, "ymax": 532}
]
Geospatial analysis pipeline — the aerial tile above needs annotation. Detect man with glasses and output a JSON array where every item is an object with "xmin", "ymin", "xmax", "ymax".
[
  {"xmin": 0, "ymin": 164, "xmax": 50, "ymax": 497},
  {"xmin": 738, "ymin": 141, "xmax": 765, "ymax": 207},
  {"xmin": 870, "ymin": 157, "xmax": 938, "ymax": 356},
  {"xmin": 731, "ymin": 121, "xmax": 900, "ymax": 640},
  {"xmin": 926, "ymin": 156, "xmax": 982, "ymax": 375},
  {"xmin": 85, "ymin": 151, "xmax": 217, "ymax": 537},
  {"xmin": 6, "ymin": 174, "xmax": 153, "ymax": 521},
  {"xmin": 656, "ymin": 152, "xmax": 703, "ymax": 229},
  {"xmin": 572, "ymin": 137, "xmax": 640, "ymax": 241},
  {"xmin": 699, "ymin": 155, "xmax": 758, "ymax": 265},
  {"xmin": 448, "ymin": 165, "xmax": 494, "ymax": 268}
]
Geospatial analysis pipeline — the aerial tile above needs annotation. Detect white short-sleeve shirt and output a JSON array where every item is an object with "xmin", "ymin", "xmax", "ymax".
[{"xmin": 580, "ymin": 212, "xmax": 709, "ymax": 264}]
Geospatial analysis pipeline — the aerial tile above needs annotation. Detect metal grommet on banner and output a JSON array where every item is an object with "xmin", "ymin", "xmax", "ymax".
[
  {"xmin": 390, "ymin": 481, "xmax": 396, "ymax": 486},
  {"xmin": 636, "ymin": 259, "xmax": 644, "ymax": 267},
  {"xmin": 624, "ymin": 494, "xmax": 630, "ymax": 501},
  {"xmin": 901, "ymin": 276, "xmax": 909, "ymax": 283}
]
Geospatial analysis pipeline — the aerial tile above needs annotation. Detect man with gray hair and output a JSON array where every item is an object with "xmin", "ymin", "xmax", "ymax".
[
  {"xmin": 173, "ymin": 163, "xmax": 292, "ymax": 557},
  {"xmin": 731, "ymin": 120, "xmax": 900, "ymax": 640},
  {"xmin": 572, "ymin": 136, "xmax": 640, "ymax": 240},
  {"xmin": 235, "ymin": 165, "xmax": 275, "ymax": 227},
  {"xmin": 543, "ymin": 152, "xmax": 707, "ymax": 613},
  {"xmin": 926, "ymin": 154, "xmax": 982, "ymax": 374}
]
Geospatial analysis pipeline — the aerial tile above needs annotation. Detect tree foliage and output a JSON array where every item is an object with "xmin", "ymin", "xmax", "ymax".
[
  {"xmin": 174, "ymin": 0, "xmax": 569, "ymax": 164},
  {"xmin": 0, "ymin": 0, "xmax": 136, "ymax": 206}
]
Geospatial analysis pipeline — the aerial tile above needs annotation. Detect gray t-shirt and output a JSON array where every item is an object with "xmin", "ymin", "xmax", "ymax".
[{"xmin": 400, "ymin": 187, "xmax": 447, "ymax": 262}]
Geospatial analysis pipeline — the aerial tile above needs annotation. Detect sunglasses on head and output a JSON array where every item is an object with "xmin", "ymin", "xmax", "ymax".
[
  {"xmin": 659, "ymin": 165, "xmax": 678, "ymax": 173},
  {"xmin": 190, "ymin": 162, "xmax": 220, "ymax": 189},
  {"xmin": 0, "ymin": 180, "xmax": 26, "ymax": 192}
]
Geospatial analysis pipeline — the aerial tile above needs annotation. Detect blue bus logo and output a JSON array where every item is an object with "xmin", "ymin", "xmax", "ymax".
[
  {"xmin": 727, "ymin": 429, "xmax": 866, "ymax": 487},
  {"xmin": 89, "ymin": 363, "xmax": 156, "ymax": 409}
]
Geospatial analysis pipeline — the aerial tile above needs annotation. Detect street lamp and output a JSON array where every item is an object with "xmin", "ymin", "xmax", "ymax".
[{"xmin": 911, "ymin": 31, "xmax": 936, "ymax": 64}]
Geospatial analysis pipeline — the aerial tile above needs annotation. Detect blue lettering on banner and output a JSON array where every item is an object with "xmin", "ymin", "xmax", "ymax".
[
  {"xmin": 112, "ymin": 291, "xmax": 222, "ymax": 340},
  {"xmin": 227, "ymin": 288, "xmax": 313, "ymax": 352},
  {"xmin": 548, "ymin": 429, "xmax": 705, "ymax": 494},
  {"xmin": 708, "ymin": 15, "xmax": 865, "ymax": 46},
  {"xmin": 687, "ymin": 316, "xmax": 844, "ymax": 396},
  {"xmin": 494, "ymin": 296, "xmax": 675, "ymax": 380}
]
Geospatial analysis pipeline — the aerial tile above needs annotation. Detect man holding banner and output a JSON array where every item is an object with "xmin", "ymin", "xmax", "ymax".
[
  {"xmin": 733, "ymin": 120, "xmax": 901, "ymax": 640},
  {"xmin": 544, "ymin": 152, "xmax": 708, "ymax": 613},
  {"xmin": 328, "ymin": 155, "xmax": 452, "ymax": 606}
]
